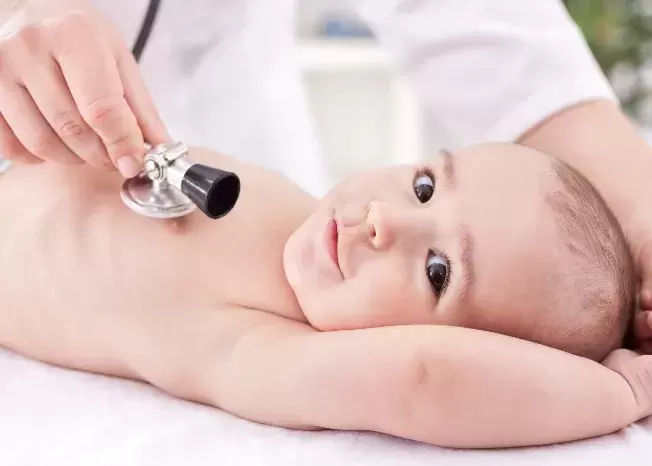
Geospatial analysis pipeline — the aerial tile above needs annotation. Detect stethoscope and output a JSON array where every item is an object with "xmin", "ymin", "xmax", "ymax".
[
  {"xmin": 121, "ymin": 0, "xmax": 240, "ymax": 220},
  {"xmin": 120, "ymin": 142, "xmax": 240, "ymax": 219}
]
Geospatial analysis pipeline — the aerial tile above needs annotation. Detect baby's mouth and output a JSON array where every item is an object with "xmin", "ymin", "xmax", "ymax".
[{"xmin": 325, "ymin": 214, "xmax": 343, "ymax": 278}]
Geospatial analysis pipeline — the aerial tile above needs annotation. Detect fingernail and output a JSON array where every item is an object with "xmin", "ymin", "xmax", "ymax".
[
  {"xmin": 117, "ymin": 156, "xmax": 141, "ymax": 178},
  {"xmin": 643, "ymin": 289, "xmax": 652, "ymax": 304}
]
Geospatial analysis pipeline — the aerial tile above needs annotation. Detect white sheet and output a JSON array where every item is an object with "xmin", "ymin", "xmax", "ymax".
[{"xmin": 1, "ymin": 347, "xmax": 650, "ymax": 466}]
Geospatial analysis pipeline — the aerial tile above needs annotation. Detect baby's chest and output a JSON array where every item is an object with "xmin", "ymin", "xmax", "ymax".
[{"xmin": 138, "ymin": 212, "xmax": 303, "ymax": 321}]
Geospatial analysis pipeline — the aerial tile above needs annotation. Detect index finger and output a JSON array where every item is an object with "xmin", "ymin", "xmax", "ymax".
[
  {"xmin": 116, "ymin": 44, "xmax": 170, "ymax": 146},
  {"xmin": 52, "ymin": 21, "xmax": 144, "ymax": 177}
]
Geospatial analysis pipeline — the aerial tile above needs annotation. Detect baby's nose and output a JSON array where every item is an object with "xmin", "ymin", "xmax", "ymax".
[{"xmin": 366, "ymin": 201, "xmax": 410, "ymax": 250}]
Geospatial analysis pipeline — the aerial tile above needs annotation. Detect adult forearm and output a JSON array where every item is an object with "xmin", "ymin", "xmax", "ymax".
[
  {"xmin": 519, "ymin": 100, "xmax": 652, "ymax": 257},
  {"xmin": 393, "ymin": 326, "xmax": 637, "ymax": 448}
]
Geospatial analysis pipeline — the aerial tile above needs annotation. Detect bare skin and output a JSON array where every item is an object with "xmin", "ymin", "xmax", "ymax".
[
  {"xmin": 0, "ymin": 148, "xmax": 308, "ymax": 377},
  {"xmin": 0, "ymin": 143, "xmax": 651, "ymax": 448},
  {"xmin": 2, "ymin": 4, "xmax": 651, "ymax": 353},
  {"xmin": 520, "ymin": 100, "xmax": 652, "ymax": 352}
]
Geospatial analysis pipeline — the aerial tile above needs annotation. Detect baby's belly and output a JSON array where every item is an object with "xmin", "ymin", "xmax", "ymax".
[{"xmin": 0, "ymin": 164, "xmax": 171, "ymax": 371}]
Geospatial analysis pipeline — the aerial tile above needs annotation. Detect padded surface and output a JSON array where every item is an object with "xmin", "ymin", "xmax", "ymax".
[{"xmin": 1, "ymin": 347, "xmax": 651, "ymax": 465}]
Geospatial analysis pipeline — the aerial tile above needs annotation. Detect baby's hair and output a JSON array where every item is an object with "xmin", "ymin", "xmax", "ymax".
[{"xmin": 543, "ymin": 158, "xmax": 635, "ymax": 361}]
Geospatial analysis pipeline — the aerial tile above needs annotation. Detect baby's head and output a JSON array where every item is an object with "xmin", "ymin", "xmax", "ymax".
[{"xmin": 283, "ymin": 143, "xmax": 635, "ymax": 360}]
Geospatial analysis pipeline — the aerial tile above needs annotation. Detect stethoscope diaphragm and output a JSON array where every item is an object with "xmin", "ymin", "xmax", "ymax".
[{"xmin": 120, "ymin": 142, "xmax": 240, "ymax": 220}]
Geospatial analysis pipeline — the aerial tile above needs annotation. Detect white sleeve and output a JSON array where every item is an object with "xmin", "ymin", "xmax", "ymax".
[{"xmin": 350, "ymin": 0, "xmax": 617, "ymax": 146}]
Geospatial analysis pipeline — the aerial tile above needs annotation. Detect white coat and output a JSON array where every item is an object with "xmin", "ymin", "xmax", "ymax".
[{"xmin": 91, "ymin": 0, "xmax": 614, "ymax": 194}]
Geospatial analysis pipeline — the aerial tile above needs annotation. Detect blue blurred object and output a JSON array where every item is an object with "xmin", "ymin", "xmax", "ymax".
[{"xmin": 319, "ymin": 14, "xmax": 374, "ymax": 38}]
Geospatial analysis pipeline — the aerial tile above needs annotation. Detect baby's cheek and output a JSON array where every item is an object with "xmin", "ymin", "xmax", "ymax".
[
  {"xmin": 305, "ymin": 269, "xmax": 426, "ymax": 330},
  {"xmin": 306, "ymin": 281, "xmax": 390, "ymax": 331},
  {"xmin": 361, "ymin": 274, "xmax": 422, "ymax": 326},
  {"xmin": 298, "ymin": 281, "xmax": 358, "ymax": 330}
]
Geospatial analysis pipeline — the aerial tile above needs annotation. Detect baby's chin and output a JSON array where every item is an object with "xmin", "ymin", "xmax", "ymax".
[
  {"xmin": 282, "ymin": 224, "xmax": 303, "ymax": 293},
  {"xmin": 281, "ymin": 207, "xmax": 321, "ymax": 296}
]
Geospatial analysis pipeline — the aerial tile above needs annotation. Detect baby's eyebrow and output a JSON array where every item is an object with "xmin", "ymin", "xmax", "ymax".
[
  {"xmin": 440, "ymin": 149, "xmax": 456, "ymax": 188},
  {"xmin": 458, "ymin": 226, "xmax": 476, "ymax": 304}
]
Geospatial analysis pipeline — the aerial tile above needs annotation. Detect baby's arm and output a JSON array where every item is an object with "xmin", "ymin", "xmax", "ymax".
[{"xmin": 147, "ymin": 306, "xmax": 650, "ymax": 448}]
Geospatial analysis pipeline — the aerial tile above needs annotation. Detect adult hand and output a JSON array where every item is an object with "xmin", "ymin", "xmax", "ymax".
[{"xmin": 0, "ymin": 0, "xmax": 169, "ymax": 177}]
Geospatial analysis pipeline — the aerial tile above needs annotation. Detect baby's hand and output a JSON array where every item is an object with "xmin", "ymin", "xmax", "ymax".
[
  {"xmin": 634, "ymin": 292, "xmax": 652, "ymax": 354},
  {"xmin": 603, "ymin": 349, "xmax": 652, "ymax": 422}
]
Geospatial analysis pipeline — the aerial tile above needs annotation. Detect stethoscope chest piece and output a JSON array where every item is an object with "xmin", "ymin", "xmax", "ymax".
[
  {"xmin": 120, "ymin": 142, "xmax": 240, "ymax": 220},
  {"xmin": 121, "ymin": 173, "xmax": 196, "ymax": 219}
]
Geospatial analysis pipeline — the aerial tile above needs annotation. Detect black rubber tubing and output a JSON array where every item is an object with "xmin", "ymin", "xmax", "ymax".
[{"xmin": 132, "ymin": 0, "xmax": 161, "ymax": 62}]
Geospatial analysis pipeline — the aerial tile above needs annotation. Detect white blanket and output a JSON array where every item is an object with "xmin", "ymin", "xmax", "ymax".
[{"xmin": 1, "ymin": 347, "xmax": 650, "ymax": 466}]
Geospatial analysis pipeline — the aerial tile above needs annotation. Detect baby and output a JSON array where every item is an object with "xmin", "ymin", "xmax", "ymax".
[
  {"xmin": 0, "ymin": 142, "xmax": 649, "ymax": 448},
  {"xmin": 286, "ymin": 144, "xmax": 635, "ymax": 360}
]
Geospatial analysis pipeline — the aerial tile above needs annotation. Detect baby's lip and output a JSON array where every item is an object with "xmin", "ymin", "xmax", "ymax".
[
  {"xmin": 325, "ymin": 208, "xmax": 344, "ymax": 279},
  {"xmin": 326, "ymin": 216, "xmax": 343, "ymax": 279}
]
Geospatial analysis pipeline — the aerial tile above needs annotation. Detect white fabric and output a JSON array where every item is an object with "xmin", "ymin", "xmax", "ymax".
[
  {"xmin": 1, "ymin": 347, "xmax": 651, "ymax": 465},
  {"xmin": 91, "ymin": 0, "xmax": 615, "ymax": 188},
  {"xmin": 92, "ymin": 0, "xmax": 328, "ymax": 196},
  {"xmin": 350, "ymin": 0, "xmax": 616, "ymax": 147}
]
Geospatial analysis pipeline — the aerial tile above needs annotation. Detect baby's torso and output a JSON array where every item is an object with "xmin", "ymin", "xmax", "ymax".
[{"xmin": 0, "ymin": 150, "xmax": 315, "ymax": 364}]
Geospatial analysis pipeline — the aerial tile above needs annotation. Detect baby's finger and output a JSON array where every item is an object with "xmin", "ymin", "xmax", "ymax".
[
  {"xmin": 640, "ymin": 289, "xmax": 652, "ymax": 310},
  {"xmin": 634, "ymin": 311, "xmax": 652, "ymax": 340},
  {"xmin": 603, "ymin": 348, "xmax": 638, "ymax": 368}
]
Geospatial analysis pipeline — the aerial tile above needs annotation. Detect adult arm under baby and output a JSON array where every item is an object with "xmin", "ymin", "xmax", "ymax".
[
  {"xmin": 520, "ymin": 100, "xmax": 652, "ymax": 351},
  {"xmin": 165, "ymin": 310, "xmax": 650, "ymax": 448}
]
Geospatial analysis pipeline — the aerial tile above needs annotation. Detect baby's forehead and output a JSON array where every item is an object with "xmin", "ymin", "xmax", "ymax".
[
  {"xmin": 463, "ymin": 218, "xmax": 568, "ymax": 330},
  {"xmin": 459, "ymin": 173, "xmax": 565, "ymax": 288},
  {"xmin": 429, "ymin": 146, "xmax": 552, "ymax": 191}
]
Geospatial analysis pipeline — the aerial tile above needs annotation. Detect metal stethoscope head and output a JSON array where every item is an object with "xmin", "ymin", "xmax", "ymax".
[{"xmin": 120, "ymin": 142, "xmax": 240, "ymax": 219}]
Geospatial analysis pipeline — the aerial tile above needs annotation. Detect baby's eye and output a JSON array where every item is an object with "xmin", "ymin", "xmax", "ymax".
[
  {"xmin": 426, "ymin": 250, "xmax": 449, "ymax": 296},
  {"xmin": 413, "ymin": 168, "xmax": 435, "ymax": 203}
]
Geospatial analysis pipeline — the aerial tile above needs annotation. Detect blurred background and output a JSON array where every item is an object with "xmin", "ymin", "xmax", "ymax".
[
  {"xmin": 297, "ymin": 0, "xmax": 652, "ymax": 184},
  {"xmin": 565, "ymin": 0, "xmax": 652, "ymax": 125}
]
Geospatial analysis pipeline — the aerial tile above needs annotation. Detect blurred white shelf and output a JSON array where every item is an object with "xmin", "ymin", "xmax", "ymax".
[
  {"xmin": 297, "ymin": 39, "xmax": 392, "ymax": 72},
  {"xmin": 298, "ymin": 37, "xmax": 424, "ymax": 180}
]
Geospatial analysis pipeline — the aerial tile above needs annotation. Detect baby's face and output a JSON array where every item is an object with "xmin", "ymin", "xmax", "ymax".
[{"xmin": 283, "ymin": 143, "xmax": 566, "ymax": 341}]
